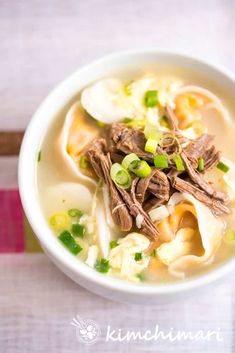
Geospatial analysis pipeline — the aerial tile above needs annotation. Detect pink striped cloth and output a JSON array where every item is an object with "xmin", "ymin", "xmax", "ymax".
[{"xmin": 0, "ymin": 189, "xmax": 25, "ymax": 252}]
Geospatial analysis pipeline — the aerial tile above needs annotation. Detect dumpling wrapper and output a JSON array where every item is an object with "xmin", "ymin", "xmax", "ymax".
[
  {"xmin": 173, "ymin": 85, "xmax": 233, "ymax": 139},
  {"xmin": 58, "ymin": 101, "xmax": 97, "ymax": 188},
  {"xmin": 174, "ymin": 85, "xmax": 232, "ymax": 124},
  {"xmin": 44, "ymin": 182, "xmax": 92, "ymax": 215},
  {"xmin": 81, "ymin": 79, "xmax": 129, "ymax": 123},
  {"xmin": 159, "ymin": 192, "xmax": 224, "ymax": 279},
  {"xmin": 46, "ymin": 182, "xmax": 111, "ymax": 258}
]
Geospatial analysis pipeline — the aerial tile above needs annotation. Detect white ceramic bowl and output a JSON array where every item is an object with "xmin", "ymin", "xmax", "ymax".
[{"xmin": 19, "ymin": 50, "xmax": 235, "ymax": 304}]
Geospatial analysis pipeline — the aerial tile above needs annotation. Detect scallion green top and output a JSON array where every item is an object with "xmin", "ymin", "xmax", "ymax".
[
  {"xmin": 217, "ymin": 161, "xmax": 230, "ymax": 173},
  {"xmin": 144, "ymin": 90, "xmax": 158, "ymax": 107},
  {"xmin": 134, "ymin": 252, "xmax": 142, "ymax": 261},
  {"xmin": 95, "ymin": 259, "xmax": 110, "ymax": 273}
]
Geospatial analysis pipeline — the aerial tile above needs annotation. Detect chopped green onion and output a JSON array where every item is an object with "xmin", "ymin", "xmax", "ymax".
[
  {"xmin": 159, "ymin": 115, "xmax": 170, "ymax": 128},
  {"xmin": 122, "ymin": 117, "xmax": 133, "ymax": 124},
  {"xmin": 145, "ymin": 90, "xmax": 158, "ymax": 108},
  {"xmin": 134, "ymin": 252, "xmax": 142, "ymax": 261},
  {"xmin": 68, "ymin": 209, "xmax": 83, "ymax": 218},
  {"xmin": 37, "ymin": 150, "xmax": 42, "ymax": 162},
  {"xmin": 131, "ymin": 160, "xmax": 151, "ymax": 178},
  {"xmin": 50, "ymin": 213, "xmax": 69, "ymax": 230},
  {"xmin": 154, "ymin": 155, "xmax": 168, "ymax": 169},
  {"xmin": 150, "ymin": 249, "xmax": 157, "ymax": 257},
  {"xmin": 79, "ymin": 155, "xmax": 89, "ymax": 169},
  {"xmin": 173, "ymin": 154, "xmax": 185, "ymax": 171},
  {"xmin": 97, "ymin": 121, "xmax": 106, "ymax": 127},
  {"xmin": 124, "ymin": 81, "xmax": 133, "ymax": 96},
  {"xmin": 136, "ymin": 273, "xmax": 145, "ymax": 281},
  {"xmin": 145, "ymin": 138, "xmax": 159, "ymax": 154},
  {"xmin": 198, "ymin": 158, "xmax": 204, "ymax": 172},
  {"xmin": 122, "ymin": 153, "xmax": 140, "ymax": 171},
  {"xmin": 110, "ymin": 240, "xmax": 119, "ymax": 249},
  {"xmin": 124, "ymin": 119, "xmax": 146, "ymax": 128},
  {"xmin": 217, "ymin": 161, "xmax": 230, "ymax": 173},
  {"xmin": 72, "ymin": 223, "xmax": 85, "ymax": 238},
  {"xmin": 144, "ymin": 124, "xmax": 163, "ymax": 142},
  {"xmin": 110, "ymin": 163, "xmax": 131, "ymax": 189},
  {"xmin": 224, "ymin": 229, "xmax": 235, "ymax": 242},
  {"xmin": 58, "ymin": 230, "xmax": 82, "ymax": 255},
  {"xmin": 95, "ymin": 258, "xmax": 110, "ymax": 273}
]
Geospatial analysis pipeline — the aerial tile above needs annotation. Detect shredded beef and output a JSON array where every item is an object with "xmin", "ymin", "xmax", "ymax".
[
  {"xmin": 168, "ymin": 169, "xmax": 230, "ymax": 216},
  {"xmin": 118, "ymin": 179, "xmax": 159, "ymax": 241},
  {"xmin": 87, "ymin": 138, "xmax": 133, "ymax": 231},
  {"xmin": 165, "ymin": 106, "xmax": 180, "ymax": 131},
  {"xmin": 181, "ymin": 152, "xmax": 229, "ymax": 204},
  {"xmin": 203, "ymin": 145, "xmax": 221, "ymax": 172},
  {"xmin": 87, "ymin": 138, "xmax": 159, "ymax": 240},
  {"xmin": 165, "ymin": 107, "xmax": 221, "ymax": 171},
  {"xmin": 86, "ymin": 105, "xmax": 230, "ymax": 242},
  {"xmin": 109, "ymin": 151, "xmax": 125, "ymax": 164},
  {"xmin": 165, "ymin": 106, "xmax": 188, "ymax": 144},
  {"xmin": 184, "ymin": 134, "xmax": 214, "ymax": 168},
  {"xmin": 110, "ymin": 123, "xmax": 164, "ymax": 162},
  {"xmin": 135, "ymin": 169, "xmax": 170, "ymax": 211}
]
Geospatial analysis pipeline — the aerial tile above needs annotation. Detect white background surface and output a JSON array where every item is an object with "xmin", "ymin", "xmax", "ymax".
[{"xmin": 0, "ymin": 0, "xmax": 235, "ymax": 352}]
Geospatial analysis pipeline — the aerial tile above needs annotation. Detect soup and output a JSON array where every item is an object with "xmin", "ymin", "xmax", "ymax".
[{"xmin": 37, "ymin": 67, "xmax": 235, "ymax": 283}]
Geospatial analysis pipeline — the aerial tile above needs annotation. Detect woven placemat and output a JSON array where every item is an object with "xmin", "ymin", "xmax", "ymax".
[{"xmin": 0, "ymin": 189, "xmax": 42, "ymax": 253}]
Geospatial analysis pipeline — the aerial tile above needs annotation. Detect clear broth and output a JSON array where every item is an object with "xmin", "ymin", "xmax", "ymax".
[{"xmin": 37, "ymin": 64, "xmax": 235, "ymax": 283}]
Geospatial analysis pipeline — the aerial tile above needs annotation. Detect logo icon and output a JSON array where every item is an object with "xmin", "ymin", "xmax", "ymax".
[{"xmin": 71, "ymin": 316, "xmax": 101, "ymax": 345}]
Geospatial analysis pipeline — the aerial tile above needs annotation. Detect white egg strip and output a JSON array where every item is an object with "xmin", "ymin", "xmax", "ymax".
[
  {"xmin": 95, "ymin": 201, "xmax": 111, "ymax": 258},
  {"xmin": 109, "ymin": 233, "xmax": 150, "ymax": 279}
]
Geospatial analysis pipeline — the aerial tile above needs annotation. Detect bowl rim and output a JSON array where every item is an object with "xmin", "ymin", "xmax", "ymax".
[{"xmin": 18, "ymin": 49, "xmax": 235, "ymax": 297}]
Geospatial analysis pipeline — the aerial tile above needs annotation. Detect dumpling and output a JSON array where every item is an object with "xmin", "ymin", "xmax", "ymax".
[
  {"xmin": 81, "ymin": 79, "xmax": 130, "ymax": 123},
  {"xmin": 58, "ymin": 101, "xmax": 98, "ymax": 188},
  {"xmin": 173, "ymin": 85, "xmax": 232, "ymax": 139},
  {"xmin": 156, "ymin": 192, "xmax": 224, "ymax": 278},
  {"xmin": 44, "ymin": 182, "xmax": 92, "ymax": 215},
  {"xmin": 157, "ymin": 228, "xmax": 195, "ymax": 266}
]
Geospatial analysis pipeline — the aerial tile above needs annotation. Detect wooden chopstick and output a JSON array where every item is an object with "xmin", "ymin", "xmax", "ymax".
[{"xmin": 0, "ymin": 131, "xmax": 25, "ymax": 156}]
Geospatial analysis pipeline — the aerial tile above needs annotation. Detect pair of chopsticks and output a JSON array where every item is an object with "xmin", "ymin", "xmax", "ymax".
[{"xmin": 0, "ymin": 131, "xmax": 24, "ymax": 156}]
